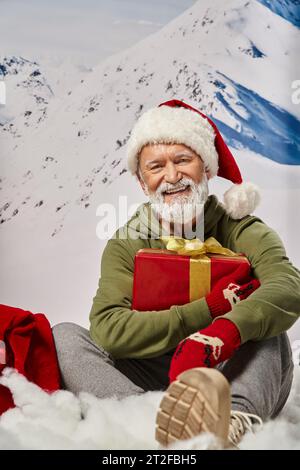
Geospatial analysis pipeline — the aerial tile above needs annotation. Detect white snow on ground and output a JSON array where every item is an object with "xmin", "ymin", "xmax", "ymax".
[{"xmin": 0, "ymin": 366, "xmax": 300, "ymax": 450}]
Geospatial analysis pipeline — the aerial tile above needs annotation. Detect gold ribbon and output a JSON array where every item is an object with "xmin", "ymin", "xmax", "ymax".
[
  {"xmin": 160, "ymin": 236, "xmax": 238, "ymax": 258},
  {"xmin": 160, "ymin": 236, "xmax": 240, "ymax": 301}
]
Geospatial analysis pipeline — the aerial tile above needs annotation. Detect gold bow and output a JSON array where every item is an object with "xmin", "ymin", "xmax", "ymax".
[
  {"xmin": 160, "ymin": 236, "xmax": 238, "ymax": 258},
  {"xmin": 159, "ymin": 236, "xmax": 241, "ymax": 301}
]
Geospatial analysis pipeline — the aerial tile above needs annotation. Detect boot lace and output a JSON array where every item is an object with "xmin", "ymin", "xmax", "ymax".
[{"xmin": 228, "ymin": 410, "xmax": 263, "ymax": 447}]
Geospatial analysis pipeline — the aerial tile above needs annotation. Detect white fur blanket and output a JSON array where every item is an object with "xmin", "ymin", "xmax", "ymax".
[{"xmin": 1, "ymin": 366, "xmax": 300, "ymax": 450}]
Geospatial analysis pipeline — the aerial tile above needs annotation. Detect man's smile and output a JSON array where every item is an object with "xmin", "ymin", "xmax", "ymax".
[{"xmin": 162, "ymin": 186, "xmax": 191, "ymax": 203}]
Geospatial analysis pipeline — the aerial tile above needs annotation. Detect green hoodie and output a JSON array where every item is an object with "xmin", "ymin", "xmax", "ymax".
[{"xmin": 89, "ymin": 195, "xmax": 300, "ymax": 359}]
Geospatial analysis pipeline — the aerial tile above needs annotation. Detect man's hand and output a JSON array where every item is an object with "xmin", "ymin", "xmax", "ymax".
[
  {"xmin": 168, "ymin": 319, "xmax": 241, "ymax": 383},
  {"xmin": 205, "ymin": 263, "xmax": 261, "ymax": 318}
]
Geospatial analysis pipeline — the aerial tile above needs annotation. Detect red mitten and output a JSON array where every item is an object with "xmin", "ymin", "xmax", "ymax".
[
  {"xmin": 169, "ymin": 319, "xmax": 241, "ymax": 383},
  {"xmin": 206, "ymin": 263, "xmax": 260, "ymax": 318}
]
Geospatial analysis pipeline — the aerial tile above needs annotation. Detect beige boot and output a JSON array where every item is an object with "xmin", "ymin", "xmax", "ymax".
[
  {"xmin": 155, "ymin": 367, "xmax": 231, "ymax": 449},
  {"xmin": 155, "ymin": 367, "xmax": 263, "ymax": 449}
]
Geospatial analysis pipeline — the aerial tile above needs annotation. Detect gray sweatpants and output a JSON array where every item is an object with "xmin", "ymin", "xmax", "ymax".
[{"xmin": 52, "ymin": 323, "xmax": 294, "ymax": 421}]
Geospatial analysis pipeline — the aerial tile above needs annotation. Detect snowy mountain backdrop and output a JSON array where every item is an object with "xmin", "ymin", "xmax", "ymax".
[{"xmin": 1, "ymin": 0, "xmax": 300, "ymax": 343}]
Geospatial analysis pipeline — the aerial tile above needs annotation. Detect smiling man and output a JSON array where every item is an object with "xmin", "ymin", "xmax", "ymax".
[
  {"xmin": 137, "ymin": 142, "xmax": 209, "ymax": 238},
  {"xmin": 52, "ymin": 99, "xmax": 299, "ymax": 449}
]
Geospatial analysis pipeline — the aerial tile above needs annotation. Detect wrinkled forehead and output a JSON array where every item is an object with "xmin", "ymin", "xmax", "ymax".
[{"xmin": 139, "ymin": 143, "xmax": 201, "ymax": 164}]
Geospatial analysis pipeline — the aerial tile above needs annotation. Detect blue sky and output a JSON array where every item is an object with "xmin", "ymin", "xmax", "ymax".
[{"xmin": 0, "ymin": 0, "xmax": 196, "ymax": 66}]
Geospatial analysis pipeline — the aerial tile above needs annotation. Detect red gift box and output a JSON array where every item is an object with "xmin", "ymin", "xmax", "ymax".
[{"xmin": 132, "ymin": 242, "xmax": 250, "ymax": 311}]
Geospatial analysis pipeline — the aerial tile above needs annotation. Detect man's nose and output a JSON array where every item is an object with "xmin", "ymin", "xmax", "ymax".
[{"xmin": 164, "ymin": 162, "xmax": 182, "ymax": 184}]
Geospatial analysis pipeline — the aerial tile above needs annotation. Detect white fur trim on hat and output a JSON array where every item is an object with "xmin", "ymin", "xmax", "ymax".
[
  {"xmin": 223, "ymin": 182, "xmax": 261, "ymax": 219},
  {"xmin": 127, "ymin": 106, "xmax": 219, "ymax": 176}
]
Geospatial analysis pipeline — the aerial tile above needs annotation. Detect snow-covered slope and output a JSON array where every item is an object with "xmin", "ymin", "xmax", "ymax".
[
  {"xmin": 0, "ymin": 0, "xmax": 299, "ymax": 339},
  {"xmin": 0, "ymin": 56, "xmax": 54, "ymax": 130},
  {"xmin": 0, "ymin": 55, "xmax": 92, "ymax": 129}
]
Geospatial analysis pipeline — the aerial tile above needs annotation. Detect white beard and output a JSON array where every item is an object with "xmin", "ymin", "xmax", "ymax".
[{"xmin": 147, "ymin": 175, "xmax": 209, "ymax": 235}]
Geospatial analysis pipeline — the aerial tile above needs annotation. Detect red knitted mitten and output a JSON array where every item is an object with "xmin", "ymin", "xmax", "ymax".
[
  {"xmin": 169, "ymin": 319, "xmax": 241, "ymax": 384},
  {"xmin": 205, "ymin": 264, "xmax": 260, "ymax": 318}
]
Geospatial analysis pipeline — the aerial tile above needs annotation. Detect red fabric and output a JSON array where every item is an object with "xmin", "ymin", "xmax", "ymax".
[
  {"xmin": 205, "ymin": 263, "xmax": 261, "ymax": 318},
  {"xmin": 169, "ymin": 318, "xmax": 241, "ymax": 383},
  {"xmin": 0, "ymin": 304, "xmax": 61, "ymax": 415},
  {"xmin": 159, "ymin": 99, "xmax": 243, "ymax": 184}
]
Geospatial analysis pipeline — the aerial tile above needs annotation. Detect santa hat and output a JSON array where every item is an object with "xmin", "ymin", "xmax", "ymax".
[{"xmin": 126, "ymin": 99, "xmax": 260, "ymax": 219}]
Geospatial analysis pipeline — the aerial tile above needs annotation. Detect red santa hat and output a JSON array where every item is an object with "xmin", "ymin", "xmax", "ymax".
[{"xmin": 126, "ymin": 99, "xmax": 260, "ymax": 219}]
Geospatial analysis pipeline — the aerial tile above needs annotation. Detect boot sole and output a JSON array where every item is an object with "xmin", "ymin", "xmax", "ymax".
[{"xmin": 155, "ymin": 367, "xmax": 231, "ymax": 448}]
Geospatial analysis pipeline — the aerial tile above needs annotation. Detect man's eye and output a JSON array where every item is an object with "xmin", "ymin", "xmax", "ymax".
[{"xmin": 150, "ymin": 165, "xmax": 162, "ymax": 171}]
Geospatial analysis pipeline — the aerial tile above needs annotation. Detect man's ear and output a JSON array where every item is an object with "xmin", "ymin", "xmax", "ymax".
[
  {"xmin": 205, "ymin": 167, "xmax": 212, "ymax": 180},
  {"xmin": 199, "ymin": 157, "xmax": 211, "ymax": 181}
]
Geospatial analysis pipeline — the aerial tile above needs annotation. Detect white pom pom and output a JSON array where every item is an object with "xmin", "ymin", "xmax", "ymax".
[{"xmin": 223, "ymin": 182, "xmax": 260, "ymax": 219}]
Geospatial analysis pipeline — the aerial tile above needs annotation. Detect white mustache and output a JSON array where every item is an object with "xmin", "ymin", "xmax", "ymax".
[
  {"xmin": 147, "ymin": 174, "xmax": 209, "ymax": 225},
  {"xmin": 156, "ymin": 179, "xmax": 192, "ymax": 195}
]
